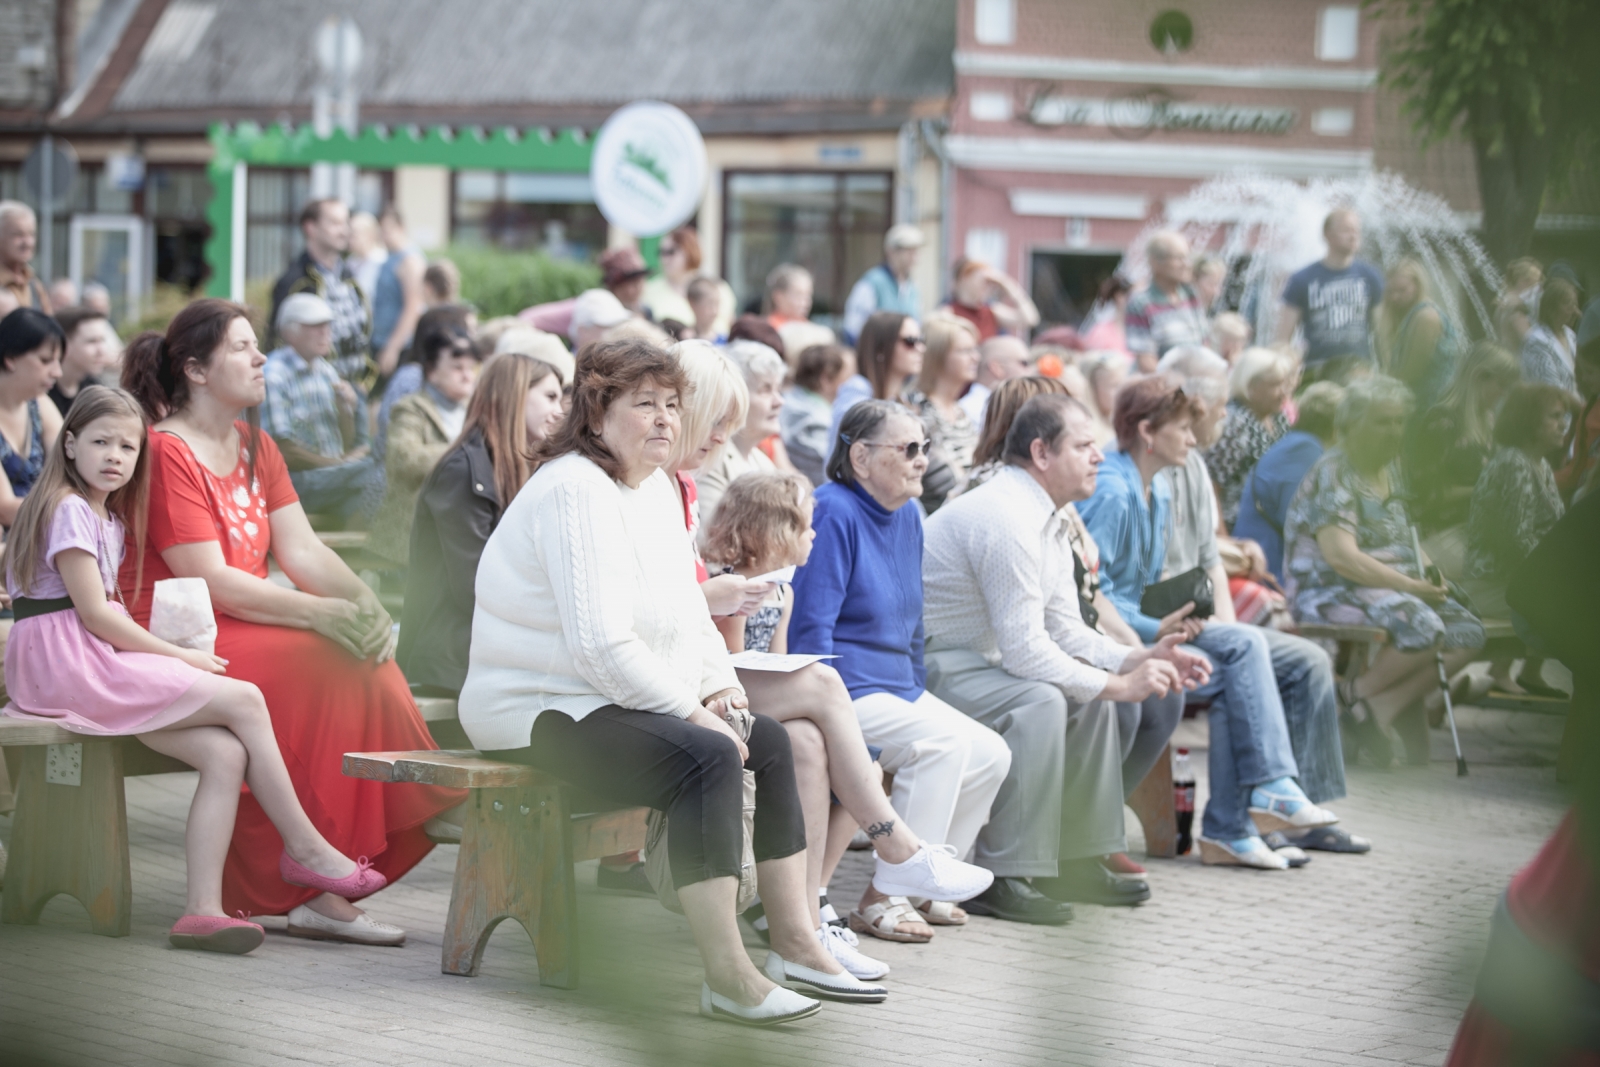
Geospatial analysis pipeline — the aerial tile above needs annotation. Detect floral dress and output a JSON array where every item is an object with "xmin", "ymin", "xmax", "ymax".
[
  {"xmin": 1461, "ymin": 447, "xmax": 1563, "ymax": 620},
  {"xmin": 905, "ymin": 390, "xmax": 977, "ymax": 513},
  {"xmin": 1205, "ymin": 399, "xmax": 1289, "ymax": 531},
  {"xmin": 1282, "ymin": 448, "xmax": 1484, "ymax": 652}
]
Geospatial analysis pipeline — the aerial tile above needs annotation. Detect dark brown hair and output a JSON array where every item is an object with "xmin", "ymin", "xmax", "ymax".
[
  {"xmin": 54, "ymin": 305, "xmax": 108, "ymax": 341},
  {"xmin": 857, "ymin": 311, "xmax": 909, "ymax": 400},
  {"xmin": 299, "ymin": 197, "xmax": 341, "ymax": 229},
  {"xmin": 1494, "ymin": 382, "xmax": 1578, "ymax": 450},
  {"xmin": 794, "ymin": 343, "xmax": 850, "ymax": 393},
  {"xmin": 121, "ymin": 297, "xmax": 260, "ymax": 478},
  {"xmin": 972, "ymin": 375, "xmax": 1069, "ymax": 468},
  {"xmin": 728, "ymin": 314, "xmax": 783, "ymax": 353},
  {"xmin": 1113, "ymin": 373, "xmax": 1201, "ymax": 450},
  {"xmin": 534, "ymin": 338, "xmax": 687, "ymax": 481}
]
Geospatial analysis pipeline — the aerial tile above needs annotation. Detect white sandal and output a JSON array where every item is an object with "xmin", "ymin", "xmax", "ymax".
[
  {"xmin": 915, "ymin": 899, "xmax": 968, "ymax": 925},
  {"xmin": 848, "ymin": 895, "xmax": 933, "ymax": 943}
]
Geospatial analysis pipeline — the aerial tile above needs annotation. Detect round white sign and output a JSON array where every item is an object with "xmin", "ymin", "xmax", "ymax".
[{"xmin": 590, "ymin": 101, "xmax": 707, "ymax": 237}]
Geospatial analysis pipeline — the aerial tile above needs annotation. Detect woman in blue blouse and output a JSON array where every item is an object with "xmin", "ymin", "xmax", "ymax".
[
  {"xmin": 1080, "ymin": 375, "xmax": 1338, "ymax": 871},
  {"xmin": 790, "ymin": 400, "xmax": 1007, "ymax": 940}
]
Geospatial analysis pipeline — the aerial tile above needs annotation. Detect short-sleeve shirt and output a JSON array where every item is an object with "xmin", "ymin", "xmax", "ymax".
[
  {"xmin": 1282, "ymin": 449, "xmax": 1415, "ymax": 602},
  {"xmin": 1124, "ymin": 283, "xmax": 1208, "ymax": 359},
  {"xmin": 8, "ymin": 494, "xmax": 122, "ymax": 600},
  {"xmin": 120, "ymin": 426, "xmax": 299, "ymax": 625},
  {"xmin": 1281, "ymin": 260, "xmax": 1385, "ymax": 366}
]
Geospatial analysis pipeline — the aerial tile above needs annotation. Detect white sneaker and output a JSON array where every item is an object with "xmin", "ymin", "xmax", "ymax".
[
  {"xmin": 818, "ymin": 923, "xmax": 890, "ymax": 980},
  {"xmin": 763, "ymin": 951, "xmax": 888, "ymax": 1002},
  {"xmin": 872, "ymin": 843, "xmax": 994, "ymax": 902},
  {"xmin": 286, "ymin": 904, "xmax": 407, "ymax": 945}
]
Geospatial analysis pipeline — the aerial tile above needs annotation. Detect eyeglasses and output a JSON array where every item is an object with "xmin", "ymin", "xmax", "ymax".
[
  {"xmin": 898, "ymin": 334, "xmax": 925, "ymax": 349},
  {"xmin": 864, "ymin": 439, "xmax": 933, "ymax": 460}
]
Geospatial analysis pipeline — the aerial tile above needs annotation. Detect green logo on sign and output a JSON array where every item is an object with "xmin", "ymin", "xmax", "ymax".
[{"xmin": 623, "ymin": 143, "xmax": 672, "ymax": 192}]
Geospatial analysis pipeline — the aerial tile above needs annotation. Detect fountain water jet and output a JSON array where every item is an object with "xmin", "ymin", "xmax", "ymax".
[{"xmin": 1117, "ymin": 171, "xmax": 1502, "ymax": 350}]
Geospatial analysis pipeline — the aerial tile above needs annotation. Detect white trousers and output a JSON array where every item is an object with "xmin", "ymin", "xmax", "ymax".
[{"xmin": 851, "ymin": 689, "xmax": 1012, "ymax": 861}]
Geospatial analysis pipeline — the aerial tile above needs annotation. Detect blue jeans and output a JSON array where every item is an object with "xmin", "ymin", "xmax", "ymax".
[
  {"xmin": 289, "ymin": 457, "xmax": 385, "ymax": 524},
  {"xmin": 1259, "ymin": 627, "xmax": 1345, "ymax": 806},
  {"xmin": 1185, "ymin": 623, "xmax": 1299, "ymax": 841}
]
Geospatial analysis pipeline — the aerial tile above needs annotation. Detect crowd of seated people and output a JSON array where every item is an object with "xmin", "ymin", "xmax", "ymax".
[{"xmin": 2, "ymin": 216, "xmax": 1594, "ymax": 1032}]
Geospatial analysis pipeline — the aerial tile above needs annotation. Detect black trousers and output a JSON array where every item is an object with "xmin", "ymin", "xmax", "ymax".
[{"xmin": 485, "ymin": 706, "xmax": 807, "ymax": 889}]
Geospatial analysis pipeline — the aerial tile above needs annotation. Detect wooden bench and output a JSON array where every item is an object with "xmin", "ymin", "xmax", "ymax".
[
  {"xmin": 1299, "ymin": 618, "xmax": 1519, "ymax": 690},
  {"xmin": 1126, "ymin": 745, "xmax": 1178, "ymax": 859},
  {"xmin": 343, "ymin": 749, "xmax": 647, "ymax": 989},
  {"xmin": 0, "ymin": 718, "xmax": 191, "ymax": 935}
]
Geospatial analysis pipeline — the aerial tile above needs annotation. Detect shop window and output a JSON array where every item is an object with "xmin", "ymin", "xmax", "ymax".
[
  {"xmin": 1316, "ymin": 6, "xmax": 1360, "ymax": 61},
  {"xmin": 974, "ymin": 0, "xmax": 1015, "ymax": 45},
  {"xmin": 449, "ymin": 170, "xmax": 606, "ymax": 260},
  {"xmin": 1030, "ymin": 251, "xmax": 1121, "ymax": 331},
  {"xmin": 970, "ymin": 91, "xmax": 1012, "ymax": 123},
  {"xmin": 147, "ymin": 165, "xmax": 212, "ymax": 291},
  {"xmin": 721, "ymin": 170, "xmax": 892, "ymax": 323}
]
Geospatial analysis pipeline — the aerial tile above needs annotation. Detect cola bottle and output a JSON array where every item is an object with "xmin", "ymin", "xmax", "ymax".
[{"xmin": 1173, "ymin": 747, "xmax": 1196, "ymax": 855}]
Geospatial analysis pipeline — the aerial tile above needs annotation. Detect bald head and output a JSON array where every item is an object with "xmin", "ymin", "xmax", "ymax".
[
  {"xmin": 1147, "ymin": 230, "xmax": 1192, "ymax": 290},
  {"xmin": 0, "ymin": 201, "xmax": 37, "ymax": 272},
  {"xmin": 978, "ymin": 335, "xmax": 1030, "ymax": 386},
  {"xmin": 1323, "ymin": 208, "xmax": 1361, "ymax": 262}
]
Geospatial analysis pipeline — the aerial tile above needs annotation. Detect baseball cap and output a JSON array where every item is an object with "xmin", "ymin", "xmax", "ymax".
[
  {"xmin": 599, "ymin": 247, "xmax": 650, "ymax": 288},
  {"xmin": 568, "ymin": 288, "xmax": 632, "ymax": 341},
  {"xmin": 277, "ymin": 292, "xmax": 333, "ymax": 330},
  {"xmin": 884, "ymin": 224, "xmax": 925, "ymax": 252}
]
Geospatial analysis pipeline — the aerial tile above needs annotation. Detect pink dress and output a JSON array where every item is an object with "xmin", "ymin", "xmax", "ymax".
[{"xmin": 3, "ymin": 494, "xmax": 222, "ymax": 734}]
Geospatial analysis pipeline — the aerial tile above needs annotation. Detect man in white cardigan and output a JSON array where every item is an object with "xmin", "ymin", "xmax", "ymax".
[{"xmin": 922, "ymin": 393, "xmax": 1210, "ymax": 919}]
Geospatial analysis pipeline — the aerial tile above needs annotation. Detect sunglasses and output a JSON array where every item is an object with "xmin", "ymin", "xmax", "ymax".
[
  {"xmin": 898, "ymin": 334, "xmax": 926, "ymax": 348},
  {"xmin": 864, "ymin": 439, "xmax": 933, "ymax": 460}
]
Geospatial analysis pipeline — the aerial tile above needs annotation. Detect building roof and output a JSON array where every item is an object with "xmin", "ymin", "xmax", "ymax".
[{"xmin": 73, "ymin": 0, "xmax": 954, "ymax": 133}]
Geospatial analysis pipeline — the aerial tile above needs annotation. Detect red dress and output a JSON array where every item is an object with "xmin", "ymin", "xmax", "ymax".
[{"xmin": 122, "ymin": 426, "xmax": 463, "ymax": 916}]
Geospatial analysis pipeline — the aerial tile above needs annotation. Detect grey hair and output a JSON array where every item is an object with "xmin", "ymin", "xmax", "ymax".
[
  {"xmin": 1335, "ymin": 374, "xmax": 1414, "ymax": 438},
  {"xmin": 1146, "ymin": 230, "xmax": 1186, "ymax": 262},
  {"xmin": 1156, "ymin": 345, "xmax": 1229, "ymax": 406},
  {"xmin": 0, "ymin": 200, "xmax": 36, "ymax": 228},
  {"xmin": 724, "ymin": 339, "xmax": 786, "ymax": 387},
  {"xmin": 827, "ymin": 399, "xmax": 914, "ymax": 486}
]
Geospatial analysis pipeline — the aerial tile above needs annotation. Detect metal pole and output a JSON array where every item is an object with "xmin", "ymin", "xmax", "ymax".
[
  {"xmin": 1412, "ymin": 525, "xmax": 1467, "ymax": 776},
  {"xmin": 40, "ymin": 134, "xmax": 53, "ymax": 285}
]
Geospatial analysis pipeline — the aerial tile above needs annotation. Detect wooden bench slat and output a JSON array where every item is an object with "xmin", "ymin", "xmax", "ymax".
[
  {"xmin": 316, "ymin": 530, "xmax": 370, "ymax": 550},
  {"xmin": 343, "ymin": 750, "xmax": 536, "ymax": 789},
  {"xmin": 1296, "ymin": 624, "xmax": 1389, "ymax": 644},
  {"xmin": 414, "ymin": 697, "xmax": 460, "ymax": 723},
  {"xmin": 0, "ymin": 718, "xmax": 88, "ymax": 746}
]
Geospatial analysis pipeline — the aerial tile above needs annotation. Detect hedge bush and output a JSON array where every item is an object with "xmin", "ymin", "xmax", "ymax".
[{"xmin": 444, "ymin": 245, "xmax": 600, "ymax": 319}]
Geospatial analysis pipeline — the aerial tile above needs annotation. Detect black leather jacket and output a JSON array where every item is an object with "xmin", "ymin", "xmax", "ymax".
[{"xmin": 396, "ymin": 429, "xmax": 501, "ymax": 694}]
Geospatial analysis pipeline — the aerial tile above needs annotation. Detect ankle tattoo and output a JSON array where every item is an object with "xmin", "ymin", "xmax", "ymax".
[{"xmin": 866, "ymin": 820, "xmax": 895, "ymax": 840}]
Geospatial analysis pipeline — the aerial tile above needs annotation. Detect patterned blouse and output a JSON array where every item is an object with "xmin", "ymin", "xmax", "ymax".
[
  {"xmin": 1205, "ymin": 399, "xmax": 1289, "ymax": 532},
  {"xmin": 906, "ymin": 390, "xmax": 978, "ymax": 511},
  {"xmin": 1465, "ymin": 446, "xmax": 1564, "ymax": 583}
]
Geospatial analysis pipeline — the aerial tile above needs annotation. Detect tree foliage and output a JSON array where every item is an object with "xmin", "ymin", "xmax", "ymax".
[{"xmin": 1366, "ymin": 0, "xmax": 1600, "ymax": 262}]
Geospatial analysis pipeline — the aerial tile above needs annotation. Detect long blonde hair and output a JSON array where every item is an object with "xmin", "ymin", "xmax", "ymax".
[
  {"xmin": 1436, "ymin": 341, "xmax": 1520, "ymax": 449},
  {"xmin": 447, "ymin": 352, "xmax": 558, "ymax": 507},
  {"xmin": 8, "ymin": 385, "xmax": 149, "ymax": 602}
]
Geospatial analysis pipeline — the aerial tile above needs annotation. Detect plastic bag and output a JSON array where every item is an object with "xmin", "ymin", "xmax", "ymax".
[{"xmin": 148, "ymin": 577, "xmax": 218, "ymax": 654}]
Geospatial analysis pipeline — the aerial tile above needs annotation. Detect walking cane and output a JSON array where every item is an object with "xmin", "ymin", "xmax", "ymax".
[{"xmin": 1411, "ymin": 525, "xmax": 1468, "ymax": 777}]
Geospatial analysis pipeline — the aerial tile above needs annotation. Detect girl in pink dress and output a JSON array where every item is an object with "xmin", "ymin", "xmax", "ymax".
[{"xmin": 3, "ymin": 386, "xmax": 383, "ymax": 954}]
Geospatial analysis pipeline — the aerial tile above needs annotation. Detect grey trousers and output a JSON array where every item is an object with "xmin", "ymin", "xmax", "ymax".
[
  {"xmin": 1115, "ymin": 690, "xmax": 1186, "ymax": 799},
  {"xmin": 925, "ymin": 648, "xmax": 1127, "ymax": 877}
]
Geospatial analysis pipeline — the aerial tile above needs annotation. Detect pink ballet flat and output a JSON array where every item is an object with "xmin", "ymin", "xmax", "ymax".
[
  {"xmin": 169, "ymin": 913, "xmax": 265, "ymax": 955},
  {"xmin": 279, "ymin": 852, "xmax": 387, "ymax": 899}
]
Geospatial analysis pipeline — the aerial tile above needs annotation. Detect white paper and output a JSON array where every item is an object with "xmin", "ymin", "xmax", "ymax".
[
  {"xmin": 728, "ymin": 651, "xmax": 837, "ymax": 672},
  {"xmin": 746, "ymin": 565, "xmax": 796, "ymax": 584},
  {"xmin": 148, "ymin": 577, "xmax": 218, "ymax": 654}
]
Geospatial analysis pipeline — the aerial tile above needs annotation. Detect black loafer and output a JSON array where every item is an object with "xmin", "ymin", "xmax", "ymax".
[
  {"xmin": 1035, "ymin": 860, "xmax": 1151, "ymax": 907},
  {"xmin": 962, "ymin": 877, "xmax": 1074, "ymax": 925},
  {"xmin": 596, "ymin": 862, "xmax": 653, "ymax": 894}
]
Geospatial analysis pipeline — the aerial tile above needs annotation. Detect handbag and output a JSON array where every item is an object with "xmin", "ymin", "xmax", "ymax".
[
  {"xmin": 1140, "ymin": 565, "xmax": 1215, "ymax": 622},
  {"xmin": 643, "ymin": 707, "xmax": 758, "ymax": 915}
]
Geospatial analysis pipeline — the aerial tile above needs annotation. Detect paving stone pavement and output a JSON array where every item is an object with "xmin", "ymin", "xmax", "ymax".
[{"xmin": 0, "ymin": 703, "xmax": 1568, "ymax": 1067}]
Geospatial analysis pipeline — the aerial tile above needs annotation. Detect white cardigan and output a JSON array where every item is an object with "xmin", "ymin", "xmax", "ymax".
[{"xmin": 458, "ymin": 452, "xmax": 740, "ymax": 751}]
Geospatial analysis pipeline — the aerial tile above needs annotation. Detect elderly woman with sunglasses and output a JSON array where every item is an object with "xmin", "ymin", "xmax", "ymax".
[{"xmin": 789, "ymin": 400, "xmax": 1007, "ymax": 941}]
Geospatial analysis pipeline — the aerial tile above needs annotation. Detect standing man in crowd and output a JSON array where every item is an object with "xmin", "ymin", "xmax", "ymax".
[
  {"xmin": 1277, "ymin": 208, "xmax": 1385, "ymax": 385},
  {"xmin": 844, "ymin": 224, "xmax": 924, "ymax": 342},
  {"xmin": 262, "ymin": 293, "xmax": 384, "ymax": 526},
  {"xmin": 0, "ymin": 202, "xmax": 51, "ymax": 313},
  {"xmin": 1125, "ymin": 231, "xmax": 1208, "ymax": 373},
  {"xmin": 923, "ymin": 393, "xmax": 1209, "ymax": 918},
  {"xmin": 369, "ymin": 207, "xmax": 426, "ymax": 379},
  {"xmin": 959, "ymin": 335, "xmax": 1032, "ymax": 429},
  {"xmin": 269, "ymin": 198, "xmax": 373, "ymax": 391}
]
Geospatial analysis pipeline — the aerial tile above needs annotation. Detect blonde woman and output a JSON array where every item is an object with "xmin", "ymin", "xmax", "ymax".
[
  {"xmin": 905, "ymin": 314, "xmax": 982, "ymax": 512},
  {"xmin": 1375, "ymin": 259, "xmax": 1455, "ymax": 409}
]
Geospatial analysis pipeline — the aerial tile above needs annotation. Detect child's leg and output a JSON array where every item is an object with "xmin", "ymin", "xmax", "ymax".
[
  {"xmin": 135, "ymin": 725, "xmax": 247, "ymax": 917},
  {"xmin": 821, "ymin": 802, "xmax": 859, "ymax": 890},
  {"xmin": 146, "ymin": 679, "xmax": 357, "ymax": 882}
]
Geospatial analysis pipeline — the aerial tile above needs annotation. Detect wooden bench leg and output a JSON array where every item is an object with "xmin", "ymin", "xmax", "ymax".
[
  {"xmin": 1, "ymin": 741, "xmax": 131, "ymax": 937},
  {"xmin": 1126, "ymin": 744, "xmax": 1177, "ymax": 859},
  {"xmin": 441, "ymin": 778, "xmax": 579, "ymax": 988}
]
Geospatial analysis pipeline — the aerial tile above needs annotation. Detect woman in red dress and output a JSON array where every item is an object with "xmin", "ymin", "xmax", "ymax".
[{"xmin": 121, "ymin": 299, "xmax": 462, "ymax": 945}]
